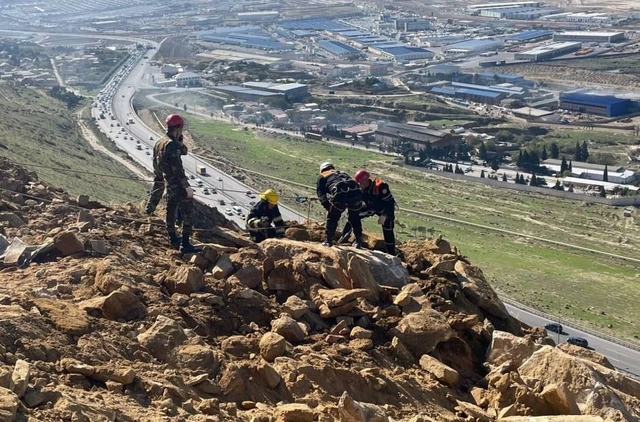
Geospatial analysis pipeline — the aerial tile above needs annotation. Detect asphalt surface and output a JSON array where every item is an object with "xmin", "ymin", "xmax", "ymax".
[
  {"xmin": 90, "ymin": 42, "xmax": 640, "ymax": 379},
  {"xmin": 505, "ymin": 304, "xmax": 640, "ymax": 378}
]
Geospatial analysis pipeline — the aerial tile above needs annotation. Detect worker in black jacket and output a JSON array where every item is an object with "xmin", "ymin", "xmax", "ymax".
[
  {"xmin": 316, "ymin": 161, "xmax": 365, "ymax": 248},
  {"xmin": 246, "ymin": 189, "xmax": 286, "ymax": 243},
  {"xmin": 354, "ymin": 169, "xmax": 396, "ymax": 254}
]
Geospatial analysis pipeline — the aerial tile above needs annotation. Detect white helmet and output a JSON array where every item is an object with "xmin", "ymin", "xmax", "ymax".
[{"xmin": 319, "ymin": 161, "xmax": 334, "ymax": 173}]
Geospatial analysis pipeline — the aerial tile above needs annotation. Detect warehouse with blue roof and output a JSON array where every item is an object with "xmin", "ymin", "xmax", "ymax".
[
  {"xmin": 559, "ymin": 93, "xmax": 633, "ymax": 117},
  {"xmin": 318, "ymin": 40, "xmax": 362, "ymax": 58},
  {"xmin": 506, "ymin": 30, "xmax": 552, "ymax": 42}
]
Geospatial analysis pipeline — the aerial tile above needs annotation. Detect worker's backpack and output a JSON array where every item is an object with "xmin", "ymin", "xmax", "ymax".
[{"xmin": 326, "ymin": 171, "xmax": 361, "ymax": 205}]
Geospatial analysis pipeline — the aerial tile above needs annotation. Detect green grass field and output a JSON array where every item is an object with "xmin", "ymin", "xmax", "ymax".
[
  {"xmin": 0, "ymin": 84, "xmax": 146, "ymax": 204},
  {"xmin": 186, "ymin": 116, "xmax": 640, "ymax": 342}
]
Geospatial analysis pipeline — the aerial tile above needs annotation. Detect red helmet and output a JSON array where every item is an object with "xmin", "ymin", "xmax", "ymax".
[
  {"xmin": 354, "ymin": 169, "xmax": 370, "ymax": 184},
  {"xmin": 165, "ymin": 114, "xmax": 184, "ymax": 128}
]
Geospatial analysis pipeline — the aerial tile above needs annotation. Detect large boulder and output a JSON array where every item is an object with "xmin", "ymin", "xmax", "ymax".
[
  {"xmin": 165, "ymin": 265, "xmax": 205, "ymax": 295},
  {"xmin": 337, "ymin": 391, "xmax": 389, "ymax": 422},
  {"xmin": 79, "ymin": 287, "xmax": 147, "ymax": 321},
  {"xmin": 271, "ymin": 314, "xmax": 307, "ymax": 344},
  {"xmin": 419, "ymin": 354, "xmax": 459, "ymax": 387},
  {"xmin": 274, "ymin": 403, "xmax": 315, "ymax": 422},
  {"xmin": 390, "ymin": 308, "xmax": 454, "ymax": 357},
  {"xmin": 0, "ymin": 387, "xmax": 19, "ymax": 421},
  {"xmin": 259, "ymin": 332, "xmax": 287, "ymax": 362},
  {"xmin": 454, "ymin": 260, "xmax": 509, "ymax": 320},
  {"xmin": 137, "ymin": 315, "xmax": 188, "ymax": 361},
  {"xmin": 486, "ymin": 331, "xmax": 536, "ymax": 370},
  {"xmin": 228, "ymin": 265, "xmax": 262, "ymax": 289},
  {"xmin": 517, "ymin": 346, "xmax": 640, "ymax": 420}
]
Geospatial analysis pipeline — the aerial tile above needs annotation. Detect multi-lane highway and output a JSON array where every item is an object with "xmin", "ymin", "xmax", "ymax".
[
  {"xmin": 89, "ymin": 39, "xmax": 640, "ymax": 379},
  {"xmin": 92, "ymin": 46, "xmax": 305, "ymax": 228}
]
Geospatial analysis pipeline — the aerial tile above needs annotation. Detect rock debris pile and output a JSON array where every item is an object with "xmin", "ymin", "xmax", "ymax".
[{"xmin": 0, "ymin": 157, "xmax": 638, "ymax": 422}]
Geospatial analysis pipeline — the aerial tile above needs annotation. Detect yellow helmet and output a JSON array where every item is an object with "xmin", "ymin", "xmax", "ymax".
[{"xmin": 260, "ymin": 189, "xmax": 279, "ymax": 205}]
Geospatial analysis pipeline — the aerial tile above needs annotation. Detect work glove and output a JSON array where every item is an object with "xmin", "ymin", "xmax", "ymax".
[
  {"xmin": 377, "ymin": 215, "xmax": 387, "ymax": 225},
  {"xmin": 359, "ymin": 210, "xmax": 375, "ymax": 218},
  {"xmin": 259, "ymin": 216, "xmax": 271, "ymax": 228},
  {"xmin": 186, "ymin": 187, "xmax": 194, "ymax": 199}
]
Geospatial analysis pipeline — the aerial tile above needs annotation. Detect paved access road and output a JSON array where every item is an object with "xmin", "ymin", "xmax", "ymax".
[{"xmin": 505, "ymin": 304, "xmax": 640, "ymax": 378}]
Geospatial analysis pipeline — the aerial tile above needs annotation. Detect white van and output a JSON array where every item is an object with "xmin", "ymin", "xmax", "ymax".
[
  {"xmin": 195, "ymin": 178, "xmax": 204, "ymax": 187},
  {"xmin": 232, "ymin": 206, "xmax": 242, "ymax": 215}
]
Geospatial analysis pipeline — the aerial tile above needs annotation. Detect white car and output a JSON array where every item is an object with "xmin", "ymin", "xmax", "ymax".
[
  {"xmin": 224, "ymin": 208, "xmax": 233, "ymax": 216},
  {"xmin": 195, "ymin": 178, "xmax": 204, "ymax": 187}
]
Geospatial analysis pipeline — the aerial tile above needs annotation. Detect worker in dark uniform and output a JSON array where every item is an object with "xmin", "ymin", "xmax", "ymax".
[
  {"xmin": 245, "ymin": 189, "xmax": 286, "ymax": 243},
  {"xmin": 144, "ymin": 119, "xmax": 189, "ymax": 217},
  {"xmin": 147, "ymin": 114, "xmax": 200, "ymax": 253},
  {"xmin": 354, "ymin": 169, "xmax": 396, "ymax": 254},
  {"xmin": 317, "ymin": 161, "xmax": 365, "ymax": 248}
]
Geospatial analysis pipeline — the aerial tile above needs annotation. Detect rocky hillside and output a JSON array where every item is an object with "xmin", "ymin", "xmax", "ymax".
[{"xmin": 0, "ymin": 156, "xmax": 638, "ymax": 422}]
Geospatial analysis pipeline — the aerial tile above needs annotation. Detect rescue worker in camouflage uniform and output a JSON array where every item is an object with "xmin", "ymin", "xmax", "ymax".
[
  {"xmin": 354, "ymin": 169, "xmax": 397, "ymax": 254},
  {"xmin": 316, "ymin": 161, "xmax": 365, "ymax": 248},
  {"xmin": 245, "ymin": 189, "xmax": 286, "ymax": 243},
  {"xmin": 145, "ymin": 114, "xmax": 200, "ymax": 253}
]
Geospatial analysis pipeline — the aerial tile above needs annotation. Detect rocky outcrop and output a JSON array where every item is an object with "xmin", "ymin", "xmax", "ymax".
[{"xmin": 0, "ymin": 157, "xmax": 637, "ymax": 422}]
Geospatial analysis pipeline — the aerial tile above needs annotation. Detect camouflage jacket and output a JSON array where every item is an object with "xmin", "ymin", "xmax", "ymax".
[{"xmin": 152, "ymin": 134, "xmax": 190, "ymax": 194}]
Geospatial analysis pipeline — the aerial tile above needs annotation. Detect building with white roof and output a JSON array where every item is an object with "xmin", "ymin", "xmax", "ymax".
[{"xmin": 553, "ymin": 31, "xmax": 625, "ymax": 43}]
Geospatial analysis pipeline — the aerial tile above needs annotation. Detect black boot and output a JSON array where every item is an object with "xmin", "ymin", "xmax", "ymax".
[
  {"xmin": 352, "ymin": 235, "xmax": 364, "ymax": 249},
  {"xmin": 180, "ymin": 233, "xmax": 202, "ymax": 254},
  {"xmin": 168, "ymin": 232, "xmax": 181, "ymax": 249},
  {"xmin": 386, "ymin": 244, "xmax": 396, "ymax": 255}
]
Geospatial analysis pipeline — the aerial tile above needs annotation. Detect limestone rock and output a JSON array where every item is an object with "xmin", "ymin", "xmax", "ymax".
[
  {"xmin": 419, "ymin": 354, "xmax": 459, "ymax": 387},
  {"xmin": 259, "ymin": 332, "xmax": 287, "ymax": 362},
  {"xmin": 92, "ymin": 366, "xmax": 136, "ymax": 385},
  {"xmin": 274, "ymin": 403, "xmax": 315, "ymax": 422},
  {"xmin": 11, "ymin": 359, "xmax": 30, "ymax": 397},
  {"xmin": 455, "ymin": 260, "xmax": 509, "ymax": 320},
  {"xmin": 0, "ymin": 386, "xmax": 19, "ymax": 421},
  {"xmin": 165, "ymin": 265, "xmax": 205, "ymax": 295},
  {"xmin": 346, "ymin": 254, "xmax": 380, "ymax": 302},
  {"xmin": 486, "ymin": 331, "xmax": 536, "ymax": 370},
  {"xmin": 557, "ymin": 343, "xmax": 614, "ymax": 369},
  {"xmin": 212, "ymin": 254, "xmax": 234, "ymax": 279},
  {"xmin": 137, "ymin": 315, "xmax": 188, "ymax": 361},
  {"xmin": 53, "ymin": 231, "xmax": 84, "ymax": 256},
  {"xmin": 350, "ymin": 326, "xmax": 372, "ymax": 339},
  {"xmin": 257, "ymin": 361, "xmax": 281, "ymax": 389},
  {"xmin": 228, "ymin": 265, "xmax": 262, "ymax": 289},
  {"xmin": 282, "ymin": 295, "xmax": 309, "ymax": 319},
  {"xmin": 0, "ymin": 212, "xmax": 25, "ymax": 228},
  {"xmin": 79, "ymin": 287, "xmax": 146, "ymax": 321},
  {"xmin": 499, "ymin": 417, "xmax": 605, "ymax": 422},
  {"xmin": 200, "ymin": 245, "xmax": 220, "ymax": 263},
  {"xmin": 338, "ymin": 391, "xmax": 389, "ymax": 422},
  {"xmin": 391, "ymin": 308, "xmax": 454, "ymax": 357},
  {"xmin": 61, "ymin": 358, "xmax": 95, "ymax": 376},
  {"xmin": 391, "ymin": 337, "xmax": 414, "ymax": 363},
  {"xmin": 320, "ymin": 264, "xmax": 351, "ymax": 289},
  {"xmin": 177, "ymin": 345, "xmax": 220, "ymax": 375},
  {"xmin": 34, "ymin": 299, "xmax": 91, "ymax": 336},
  {"xmin": 271, "ymin": 315, "xmax": 307, "ymax": 344},
  {"xmin": 317, "ymin": 288, "xmax": 370, "ymax": 308},
  {"xmin": 455, "ymin": 400, "xmax": 491, "ymax": 422},
  {"xmin": 221, "ymin": 335, "xmax": 259, "ymax": 358},
  {"xmin": 267, "ymin": 262, "xmax": 302, "ymax": 291},
  {"xmin": 541, "ymin": 383, "xmax": 580, "ymax": 415}
]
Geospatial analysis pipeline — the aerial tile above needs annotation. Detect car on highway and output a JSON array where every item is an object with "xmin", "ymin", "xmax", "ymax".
[
  {"xmin": 217, "ymin": 176, "xmax": 223, "ymax": 182},
  {"xmin": 195, "ymin": 178, "xmax": 204, "ymax": 187},
  {"xmin": 203, "ymin": 188, "xmax": 210, "ymax": 195},
  {"xmin": 545, "ymin": 323, "xmax": 563, "ymax": 334},
  {"xmin": 145, "ymin": 151, "xmax": 150, "ymax": 155},
  {"xmin": 249, "ymin": 201, "xmax": 256, "ymax": 206},
  {"xmin": 189, "ymin": 174, "xmax": 195, "ymax": 179},
  {"xmin": 567, "ymin": 337, "xmax": 588, "ymax": 348},
  {"xmin": 149, "ymin": 136, "xmax": 154, "ymax": 141},
  {"xmin": 218, "ymin": 199, "xmax": 225, "ymax": 205},
  {"xmin": 224, "ymin": 208, "xmax": 233, "ymax": 216},
  {"xmin": 232, "ymin": 206, "xmax": 242, "ymax": 215}
]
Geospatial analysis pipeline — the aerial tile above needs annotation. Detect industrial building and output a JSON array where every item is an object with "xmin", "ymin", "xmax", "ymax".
[
  {"xmin": 541, "ymin": 12, "xmax": 613, "ymax": 24},
  {"xmin": 505, "ymin": 30, "xmax": 552, "ymax": 43},
  {"xmin": 375, "ymin": 122, "xmax": 462, "ymax": 151},
  {"xmin": 175, "ymin": 72, "xmax": 202, "ymax": 87},
  {"xmin": 543, "ymin": 159, "xmax": 637, "ymax": 184},
  {"xmin": 553, "ymin": 31, "xmax": 625, "ymax": 43},
  {"xmin": 479, "ymin": 6, "xmax": 560, "ymax": 19},
  {"xmin": 514, "ymin": 42, "xmax": 581, "ymax": 61},
  {"xmin": 468, "ymin": 2, "xmax": 541, "ymax": 11},
  {"xmin": 442, "ymin": 39, "xmax": 503, "ymax": 54},
  {"xmin": 242, "ymin": 82, "xmax": 308, "ymax": 101},
  {"xmin": 426, "ymin": 64, "xmax": 461, "ymax": 76},
  {"xmin": 431, "ymin": 86, "xmax": 505, "ymax": 104},
  {"xmin": 372, "ymin": 46, "xmax": 434, "ymax": 62},
  {"xmin": 198, "ymin": 30, "xmax": 289, "ymax": 51},
  {"xmin": 317, "ymin": 40, "xmax": 362, "ymax": 59},
  {"xmin": 559, "ymin": 92, "xmax": 632, "ymax": 117},
  {"xmin": 210, "ymin": 86, "xmax": 282, "ymax": 101},
  {"xmin": 237, "ymin": 11, "xmax": 279, "ymax": 22},
  {"xmin": 393, "ymin": 18, "xmax": 430, "ymax": 31}
]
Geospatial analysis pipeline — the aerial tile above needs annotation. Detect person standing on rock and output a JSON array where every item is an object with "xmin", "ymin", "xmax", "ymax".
[
  {"xmin": 354, "ymin": 169, "xmax": 397, "ymax": 254},
  {"xmin": 145, "ymin": 114, "xmax": 199, "ymax": 253},
  {"xmin": 316, "ymin": 161, "xmax": 365, "ymax": 248},
  {"xmin": 245, "ymin": 189, "xmax": 286, "ymax": 243}
]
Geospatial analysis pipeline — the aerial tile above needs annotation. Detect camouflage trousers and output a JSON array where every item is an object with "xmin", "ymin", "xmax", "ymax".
[
  {"xmin": 144, "ymin": 178, "xmax": 165, "ymax": 215},
  {"xmin": 166, "ymin": 190, "xmax": 194, "ymax": 236}
]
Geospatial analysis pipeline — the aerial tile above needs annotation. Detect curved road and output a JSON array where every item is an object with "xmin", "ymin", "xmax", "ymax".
[{"xmin": 56, "ymin": 32, "xmax": 640, "ymax": 379}]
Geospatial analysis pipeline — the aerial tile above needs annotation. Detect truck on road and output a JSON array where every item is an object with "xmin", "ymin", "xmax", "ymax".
[{"xmin": 196, "ymin": 165, "xmax": 207, "ymax": 175}]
